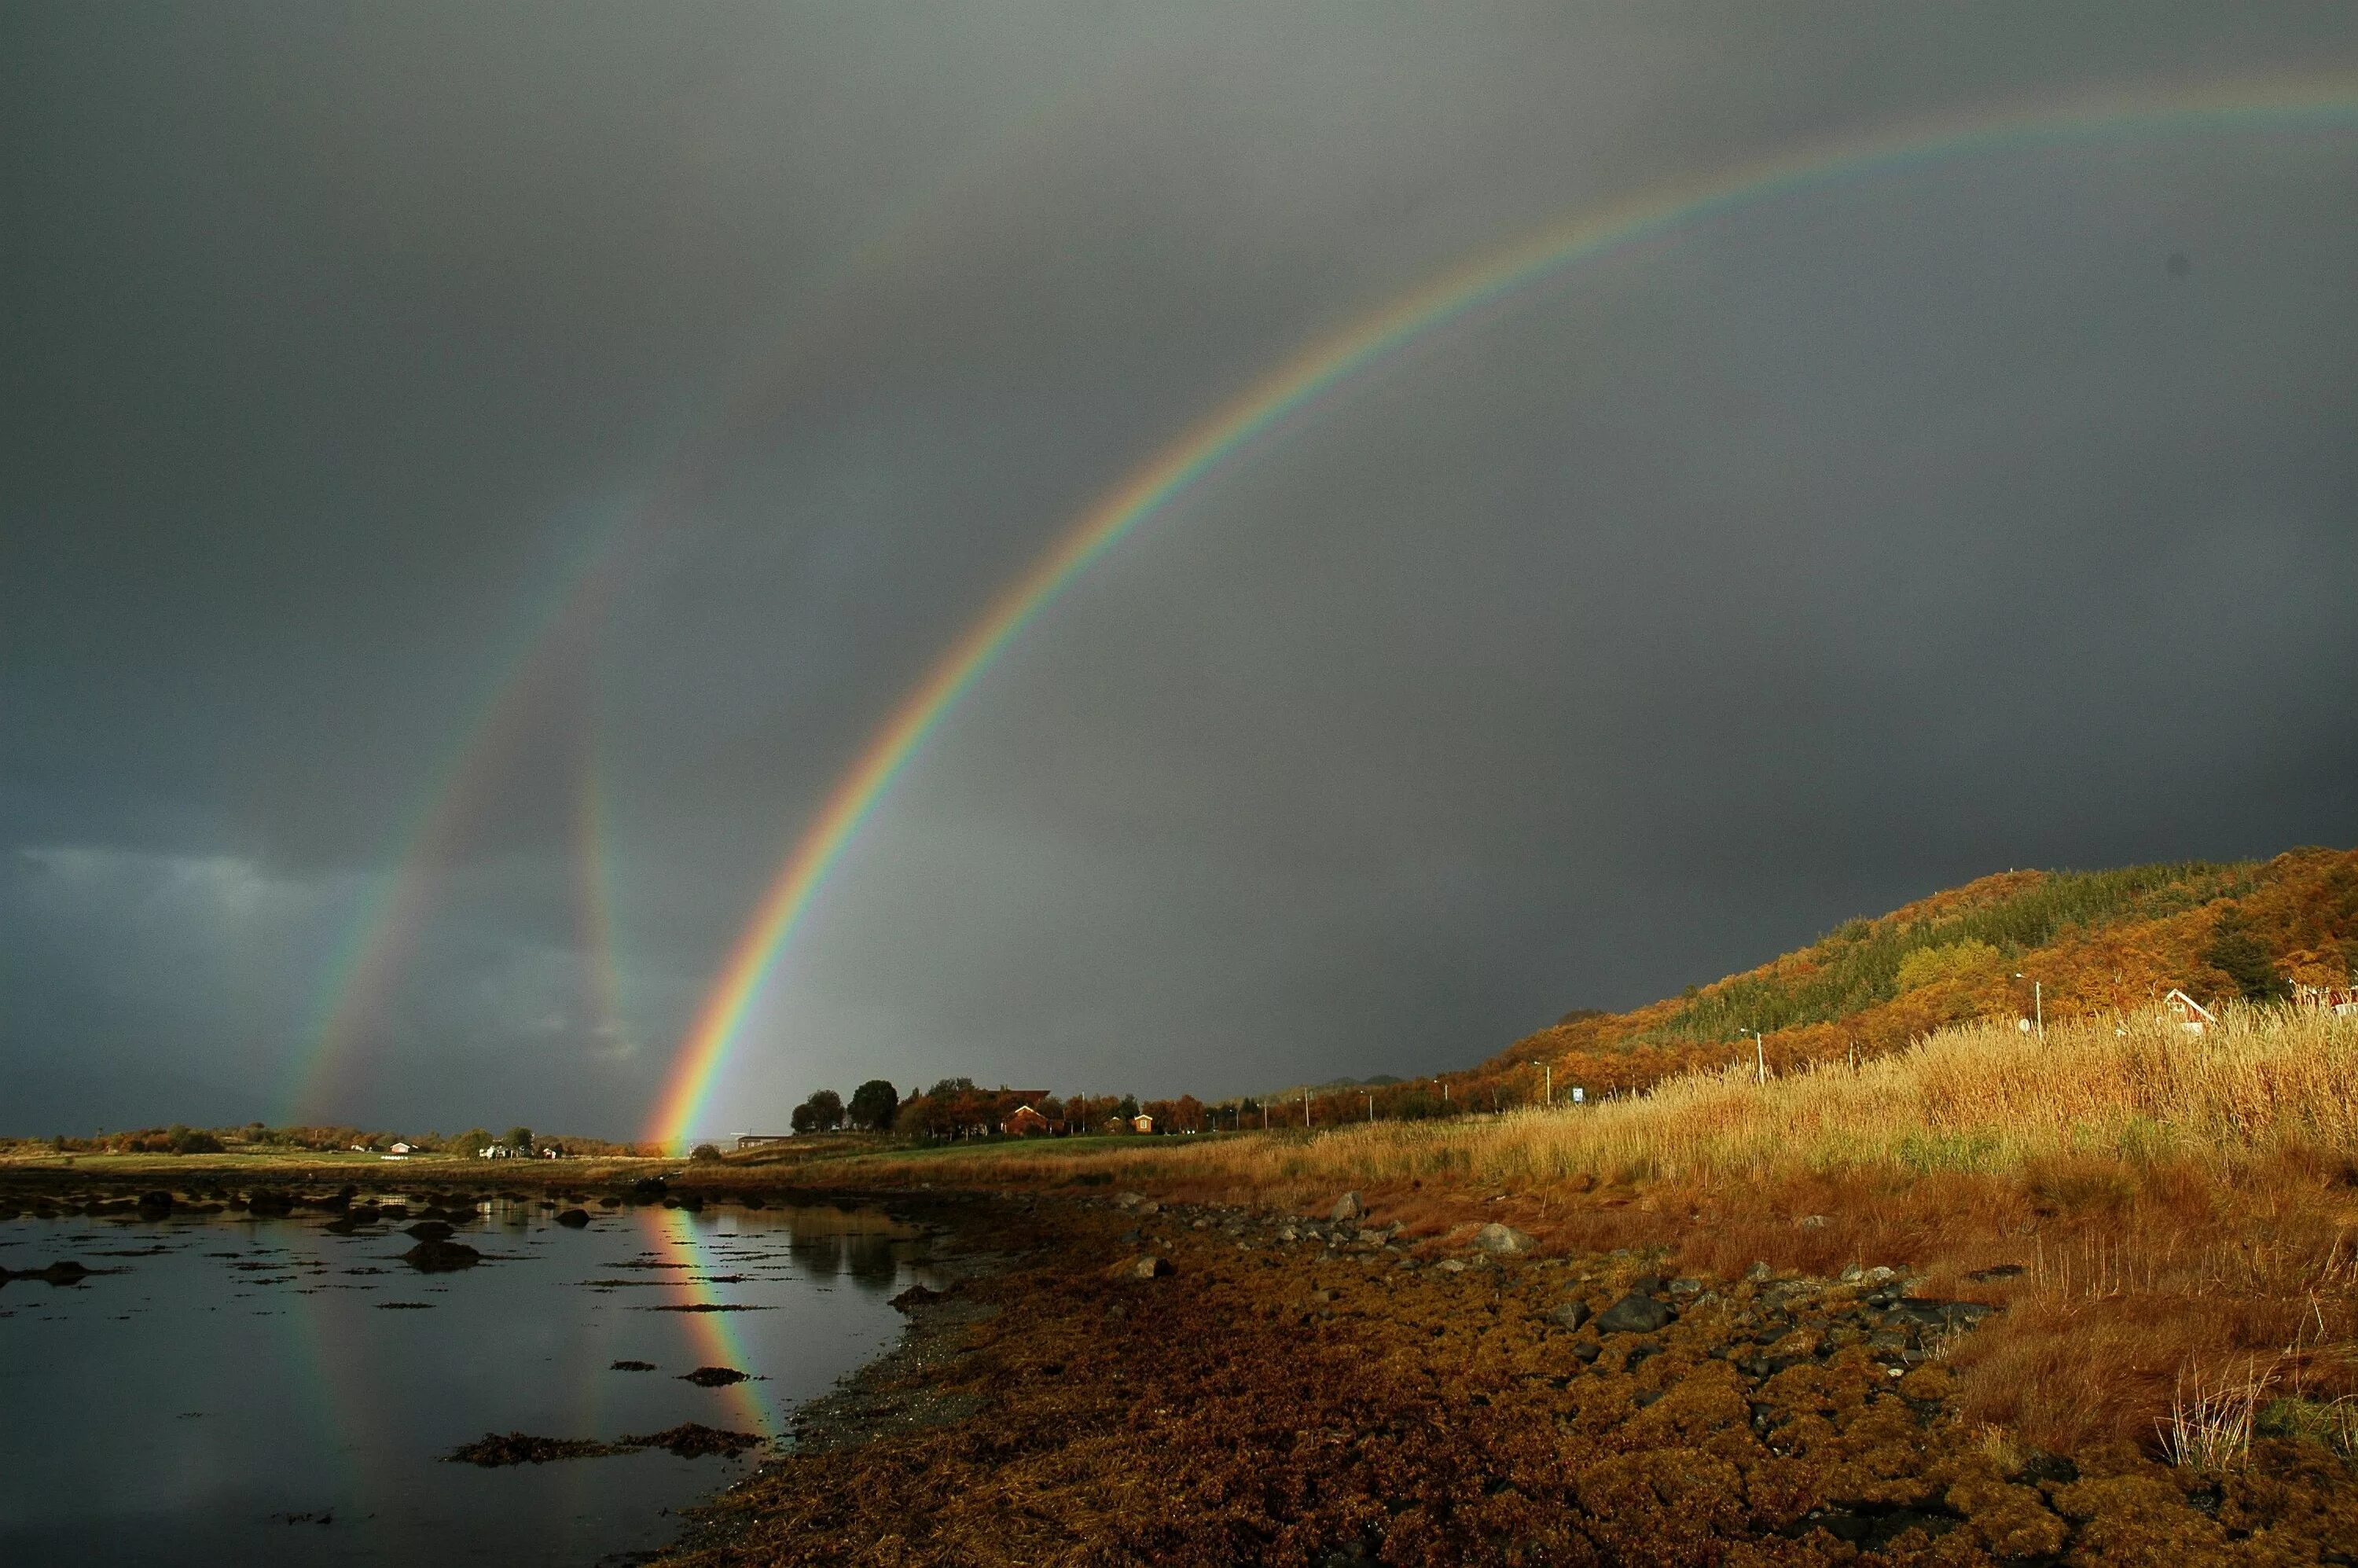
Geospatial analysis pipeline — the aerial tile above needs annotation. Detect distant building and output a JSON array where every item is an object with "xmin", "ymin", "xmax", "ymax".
[
  {"xmin": 2294, "ymin": 983, "xmax": 2358, "ymax": 1017},
  {"xmin": 387, "ymin": 1141, "xmax": 416, "ymax": 1155},
  {"xmin": 2162, "ymin": 989, "xmax": 2217, "ymax": 1034},
  {"xmin": 1130, "ymin": 1114, "xmax": 1155, "ymax": 1134},
  {"xmin": 1002, "ymin": 1104, "xmax": 1051, "ymax": 1137},
  {"xmin": 736, "ymin": 1133, "xmax": 794, "ymax": 1150}
]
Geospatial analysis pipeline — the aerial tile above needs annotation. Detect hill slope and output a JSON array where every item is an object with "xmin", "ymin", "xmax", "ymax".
[{"xmin": 1481, "ymin": 845, "xmax": 2358, "ymax": 1100}]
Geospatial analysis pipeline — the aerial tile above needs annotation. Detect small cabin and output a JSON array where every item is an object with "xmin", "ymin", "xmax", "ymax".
[
  {"xmin": 1002, "ymin": 1104, "xmax": 1051, "ymax": 1137},
  {"xmin": 2162, "ymin": 989, "xmax": 2217, "ymax": 1035},
  {"xmin": 387, "ymin": 1141, "xmax": 416, "ymax": 1155},
  {"xmin": 2295, "ymin": 984, "xmax": 2358, "ymax": 1017},
  {"xmin": 1130, "ymin": 1114, "xmax": 1155, "ymax": 1135}
]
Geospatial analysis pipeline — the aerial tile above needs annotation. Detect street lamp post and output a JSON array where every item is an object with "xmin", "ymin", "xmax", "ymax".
[
  {"xmin": 2014, "ymin": 973, "xmax": 2043, "ymax": 1037},
  {"xmin": 1740, "ymin": 1029, "xmax": 1765, "ymax": 1084},
  {"xmin": 1529, "ymin": 1060, "xmax": 1551, "ymax": 1107}
]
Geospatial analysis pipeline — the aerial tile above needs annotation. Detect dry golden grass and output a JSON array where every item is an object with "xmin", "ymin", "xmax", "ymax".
[
  {"xmin": 816, "ymin": 1003, "xmax": 2358, "ymax": 1194},
  {"xmin": 770, "ymin": 1005, "xmax": 2358, "ymax": 1453}
]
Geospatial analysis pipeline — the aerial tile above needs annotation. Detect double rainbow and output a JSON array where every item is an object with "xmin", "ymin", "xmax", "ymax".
[{"xmin": 648, "ymin": 75, "xmax": 2358, "ymax": 1144}]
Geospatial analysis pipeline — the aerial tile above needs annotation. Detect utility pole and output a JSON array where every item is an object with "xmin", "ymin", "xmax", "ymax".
[
  {"xmin": 1741, "ymin": 1029, "xmax": 1765, "ymax": 1084},
  {"xmin": 1304, "ymin": 1088, "xmax": 1312, "ymax": 1129},
  {"xmin": 2014, "ymin": 974, "xmax": 2044, "ymax": 1037},
  {"xmin": 1529, "ymin": 1060, "xmax": 1551, "ymax": 1106},
  {"xmin": 1365, "ymin": 1092, "xmax": 1374, "ymax": 1123}
]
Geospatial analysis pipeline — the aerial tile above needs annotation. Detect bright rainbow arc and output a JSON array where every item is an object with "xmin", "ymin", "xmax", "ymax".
[{"xmin": 648, "ymin": 75, "xmax": 2358, "ymax": 1145}]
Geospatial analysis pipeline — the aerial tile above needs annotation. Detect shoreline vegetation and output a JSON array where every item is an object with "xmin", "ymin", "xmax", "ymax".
[{"xmin": 13, "ymin": 1004, "xmax": 2358, "ymax": 1561}]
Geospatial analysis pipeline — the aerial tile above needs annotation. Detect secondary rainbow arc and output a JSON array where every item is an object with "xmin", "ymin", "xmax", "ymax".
[{"xmin": 648, "ymin": 75, "xmax": 2358, "ymax": 1145}]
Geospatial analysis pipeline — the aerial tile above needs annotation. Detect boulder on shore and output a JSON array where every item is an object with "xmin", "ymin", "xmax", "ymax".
[
  {"xmin": 1331, "ymin": 1192, "xmax": 1364, "ymax": 1223},
  {"xmin": 1109, "ymin": 1254, "xmax": 1174, "ymax": 1281},
  {"xmin": 1550, "ymin": 1299, "xmax": 1592, "ymax": 1331},
  {"xmin": 1593, "ymin": 1292, "xmax": 1673, "ymax": 1335},
  {"xmin": 1473, "ymin": 1223, "xmax": 1535, "ymax": 1254},
  {"xmin": 402, "ymin": 1239, "xmax": 482, "ymax": 1272},
  {"xmin": 553, "ymin": 1209, "xmax": 590, "ymax": 1228}
]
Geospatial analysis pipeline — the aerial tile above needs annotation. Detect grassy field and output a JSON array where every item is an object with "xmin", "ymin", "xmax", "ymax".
[{"xmin": 747, "ymin": 1004, "xmax": 2358, "ymax": 1453}]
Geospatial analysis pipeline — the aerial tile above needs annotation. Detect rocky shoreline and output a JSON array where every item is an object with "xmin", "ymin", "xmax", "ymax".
[
  {"xmin": 641, "ymin": 1186, "xmax": 2345, "ymax": 1567},
  {"xmin": 13, "ymin": 1170, "xmax": 2357, "ymax": 1563}
]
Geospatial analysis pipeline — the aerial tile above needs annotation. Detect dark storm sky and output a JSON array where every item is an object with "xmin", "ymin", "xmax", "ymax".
[{"xmin": 5, "ymin": 3, "xmax": 2356, "ymax": 1137}]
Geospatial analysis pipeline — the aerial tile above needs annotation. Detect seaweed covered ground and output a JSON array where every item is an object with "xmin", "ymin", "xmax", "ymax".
[{"xmin": 658, "ymin": 1194, "xmax": 2358, "ymax": 1567}]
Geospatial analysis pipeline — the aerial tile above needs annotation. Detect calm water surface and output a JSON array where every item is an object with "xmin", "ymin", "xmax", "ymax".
[{"xmin": 0, "ymin": 1197, "xmax": 937, "ymax": 1566}]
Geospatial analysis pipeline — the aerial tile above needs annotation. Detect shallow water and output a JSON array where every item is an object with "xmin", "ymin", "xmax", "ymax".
[{"xmin": 0, "ymin": 1197, "xmax": 937, "ymax": 1566}]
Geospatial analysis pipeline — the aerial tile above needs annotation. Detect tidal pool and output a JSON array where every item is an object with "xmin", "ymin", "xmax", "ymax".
[{"xmin": 0, "ymin": 1196, "xmax": 938, "ymax": 1566}]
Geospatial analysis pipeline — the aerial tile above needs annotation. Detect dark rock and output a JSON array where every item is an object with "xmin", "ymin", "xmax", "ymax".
[
  {"xmin": 402, "ymin": 1239, "xmax": 482, "ymax": 1272},
  {"xmin": 1570, "ymin": 1341, "xmax": 1602, "ymax": 1364},
  {"xmin": 1113, "ymin": 1254, "xmax": 1175, "ymax": 1281},
  {"xmin": 1331, "ymin": 1191, "xmax": 1364, "ymax": 1223},
  {"xmin": 246, "ymin": 1190, "xmax": 295, "ymax": 1217},
  {"xmin": 1888, "ymin": 1298, "xmax": 1996, "ymax": 1329},
  {"xmin": 679, "ymin": 1366, "xmax": 751, "ymax": 1386},
  {"xmin": 598, "ymin": 1196, "xmax": 622, "ymax": 1209},
  {"xmin": 626, "ymin": 1177, "xmax": 667, "ymax": 1204},
  {"xmin": 2017, "ymin": 1449, "xmax": 2078, "ymax": 1485},
  {"xmin": 1550, "ymin": 1299, "xmax": 1592, "ymax": 1332},
  {"xmin": 623, "ymin": 1423, "xmax": 762, "ymax": 1459},
  {"xmin": 404, "ymin": 1221, "xmax": 456, "ymax": 1242},
  {"xmin": 610, "ymin": 1360, "xmax": 657, "ymax": 1372},
  {"xmin": 890, "ymin": 1283, "xmax": 947, "ymax": 1311},
  {"xmin": 137, "ymin": 1190, "xmax": 174, "ymax": 1216},
  {"xmin": 0, "ymin": 1260, "xmax": 94, "ymax": 1287},
  {"xmin": 1593, "ymin": 1292, "xmax": 1673, "ymax": 1335},
  {"xmin": 1968, "ymin": 1263, "xmax": 2027, "ymax": 1282},
  {"xmin": 1629, "ymin": 1274, "xmax": 1667, "ymax": 1294},
  {"xmin": 443, "ymin": 1431, "xmax": 630, "ymax": 1466},
  {"xmin": 553, "ymin": 1209, "xmax": 590, "ymax": 1228}
]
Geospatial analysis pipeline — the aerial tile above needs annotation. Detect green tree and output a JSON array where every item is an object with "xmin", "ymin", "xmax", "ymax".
[
  {"xmin": 505, "ymin": 1126, "xmax": 533, "ymax": 1153},
  {"xmin": 792, "ymin": 1089, "xmax": 844, "ymax": 1133},
  {"xmin": 2206, "ymin": 909, "xmax": 2290, "ymax": 1002},
  {"xmin": 847, "ymin": 1079, "xmax": 899, "ymax": 1132}
]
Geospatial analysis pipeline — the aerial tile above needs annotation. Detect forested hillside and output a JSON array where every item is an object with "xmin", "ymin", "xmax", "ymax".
[{"xmin": 1477, "ymin": 846, "xmax": 2358, "ymax": 1102}]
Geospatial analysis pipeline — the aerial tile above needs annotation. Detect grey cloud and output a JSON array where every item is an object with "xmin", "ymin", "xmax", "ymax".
[{"xmin": 4, "ymin": 2, "xmax": 2355, "ymax": 1132}]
